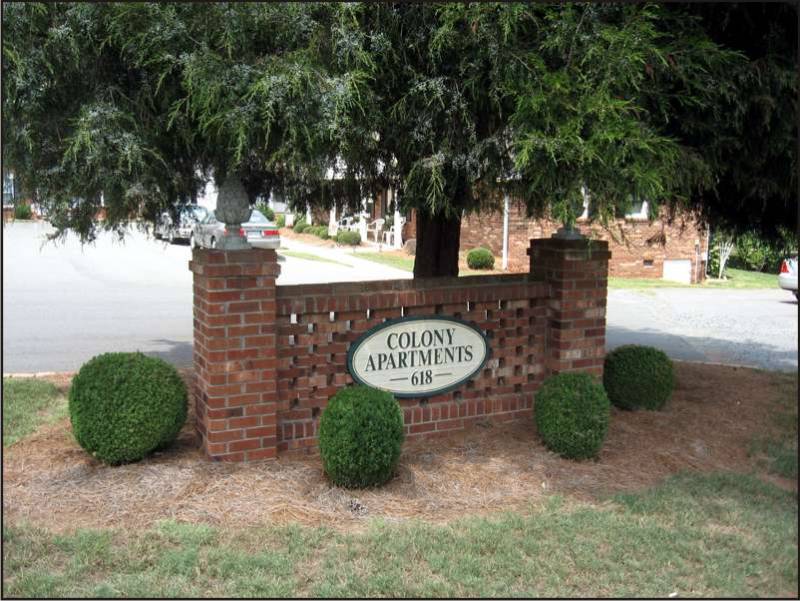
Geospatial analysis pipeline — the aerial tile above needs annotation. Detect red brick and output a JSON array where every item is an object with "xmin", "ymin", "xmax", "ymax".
[
  {"xmin": 228, "ymin": 438, "xmax": 261, "ymax": 452},
  {"xmin": 207, "ymin": 429, "xmax": 244, "ymax": 443},
  {"xmin": 246, "ymin": 425, "xmax": 277, "ymax": 438}
]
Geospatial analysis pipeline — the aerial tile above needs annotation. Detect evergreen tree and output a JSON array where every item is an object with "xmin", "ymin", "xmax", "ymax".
[{"xmin": 3, "ymin": 3, "xmax": 792, "ymax": 275}]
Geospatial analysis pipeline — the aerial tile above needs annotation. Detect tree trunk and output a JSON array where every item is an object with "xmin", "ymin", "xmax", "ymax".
[
  {"xmin": 413, "ymin": 211, "xmax": 461, "ymax": 277},
  {"xmin": 718, "ymin": 237, "xmax": 735, "ymax": 280}
]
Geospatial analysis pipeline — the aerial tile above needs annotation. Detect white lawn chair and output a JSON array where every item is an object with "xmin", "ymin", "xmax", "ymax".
[{"xmin": 366, "ymin": 218, "xmax": 385, "ymax": 243}]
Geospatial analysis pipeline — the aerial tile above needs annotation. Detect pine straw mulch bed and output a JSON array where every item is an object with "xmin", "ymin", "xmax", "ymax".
[{"xmin": 3, "ymin": 361, "xmax": 796, "ymax": 534}]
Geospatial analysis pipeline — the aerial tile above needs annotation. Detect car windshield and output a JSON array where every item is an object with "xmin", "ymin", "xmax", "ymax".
[
  {"xmin": 189, "ymin": 206, "xmax": 208, "ymax": 220},
  {"xmin": 247, "ymin": 209, "xmax": 270, "ymax": 224}
]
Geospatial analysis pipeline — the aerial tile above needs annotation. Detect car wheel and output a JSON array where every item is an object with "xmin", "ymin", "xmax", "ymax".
[{"xmin": 210, "ymin": 236, "xmax": 216, "ymax": 249}]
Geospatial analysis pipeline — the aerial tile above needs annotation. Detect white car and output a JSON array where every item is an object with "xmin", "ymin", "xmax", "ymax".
[
  {"xmin": 155, "ymin": 205, "xmax": 209, "ymax": 243},
  {"xmin": 778, "ymin": 256, "xmax": 798, "ymax": 300},
  {"xmin": 191, "ymin": 209, "xmax": 280, "ymax": 250}
]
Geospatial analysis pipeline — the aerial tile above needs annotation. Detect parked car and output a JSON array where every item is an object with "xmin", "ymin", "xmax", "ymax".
[
  {"xmin": 191, "ymin": 209, "xmax": 280, "ymax": 250},
  {"xmin": 778, "ymin": 256, "xmax": 798, "ymax": 300},
  {"xmin": 155, "ymin": 205, "xmax": 209, "ymax": 243}
]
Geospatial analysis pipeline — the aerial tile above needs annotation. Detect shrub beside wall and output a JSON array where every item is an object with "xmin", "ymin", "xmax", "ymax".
[
  {"xmin": 467, "ymin": 247, "xmax": 495, "ymax": 269},
  {"xmin": 318, "ymin": 386, "xmax": 404, "ymax": 488},
  {"xmin": 603, "ymin": 345, "xmax": 674, "ymax": 410},
  {"xmin": 254, "ymin": 202, "xmax": 275, "ymax": 221},
  {"xmin": 534, "ymin": 372, "xmax": 610, "ymax": 460},
  {"xmin": 69, "ymin": 352, "xmax": 187, "ymax": 465},
  {"xmin": 13, "ymin": 204, "xmax": 32, "ymax": 220},
  {"xmin": 336, "ymin": 230, "xmax": 361, "ymax": 246}
]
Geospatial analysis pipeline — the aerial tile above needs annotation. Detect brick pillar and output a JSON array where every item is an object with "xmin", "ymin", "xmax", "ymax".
[
  {"xmin": 528, "ymin": 237, "xmax": 610, "ymax": 377},
  {"xmin": 190, "ymin": 248, "xmax": 280, "ymax": 461}
]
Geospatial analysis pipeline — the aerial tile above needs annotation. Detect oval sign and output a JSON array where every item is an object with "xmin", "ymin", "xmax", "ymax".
[{"xmin": 347, "ymin": 315, "xmax": 490, "ymax": 398}]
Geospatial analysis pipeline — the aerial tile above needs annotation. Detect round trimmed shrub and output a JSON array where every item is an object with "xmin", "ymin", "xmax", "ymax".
[
  {"xmin": 535, "ymin": 372, "xmax": 610, "ymax": 460},
  {"xmin": 276, "ymin": 214, "xmax": 286, "ymax": 228},
  {"xmin": 69, "ymin": 352, "xmax": 188, "ymax": 465},
  {"xmin": 293, "ymin": 220, "xmax": 309, "ymax": 234},
  {"xmin": 467, "ymin": 247, "xmax": 495, "ymax": 269},
  {"xmin": 319, "ymin": 386, "xmax": 404, "ymax": 488},
  {"xmin": 603, "ymin": 345, "xmax": 674, "ymax": 410},
  {"xmin": 336, "ymin": 230, "xmax": 361, "ymax": 246},
  {"xmin": 316, "ymin": 226, "xmax": 330, "ymax": 240}
]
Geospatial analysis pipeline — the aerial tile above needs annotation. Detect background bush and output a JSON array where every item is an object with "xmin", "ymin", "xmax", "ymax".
[
  {"xmin": 276, "ymin": 214, "xmax": 285, "ymax": 228},
  {"xmin": 729, "ymin": 229, "xmax": 797, "ymax": 273},
  {"xmin": 293, "ymin": 219, "xmax": 309, "ymax": 234},
  {"xmin": 319, "ymin": 386, "xmax": 404, "ymax": 488},
  {"xmin": 466, "ymin": 247, "xmax": 495, "ymax": 269},
  {"xmin": 314, "ymin": 225, "xmax": 330, "ymax": 239},
  {"xmin": 336, "ymin": 230, "xmax": 361, "ymax": 246},
  {"xmin": 13, "ymin": 203, "xmax": 32, "ymax": 220},
  {"xmin": 535, "ymin": 372, "xmax": 610, "ymax": 460},
  {"xmin": 603, "ymin": 345, "xmax": 674, "ymax": 411},
  {"xmin": 254, "ymin": 202, "xmax": 275, "ymax": 222},
  {"xmin": 68, "ymin": 352, "xmax": 187, "ymax": 465}
]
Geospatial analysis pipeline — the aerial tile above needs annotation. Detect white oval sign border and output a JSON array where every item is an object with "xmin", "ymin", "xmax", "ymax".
[{"xmin": 346, "ymin": 315, "xmax": 491, "ymax": 398}]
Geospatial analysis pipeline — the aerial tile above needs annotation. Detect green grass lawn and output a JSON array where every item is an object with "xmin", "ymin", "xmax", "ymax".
[
  {"xmin": 355, "ymin": 251, "xmax": 414, "ymax": 272},
  {"xmin": 608, "ymin": 276, "xmax": 691, "ymax": 289},
  {"xmin": 278, "ymin": 249, "xmax": 352, "ymax": 267},
  {"xmin": 2, "ymin": 473, "xmax": 796, "ymax": 598},
  {"xmin": 609, "ymin": 268, "xmax": 778, "ymax": 290},
  {"xmin": 355, "ymin": 252, "xmax": 502, "ymax": 276},
  {"xmin": 702, "ymin": 267, "xmax": 779, "ymax": 289},
  {"xmin": 2, "ymin": 378, "xmax": 68, "ymax": 446}
]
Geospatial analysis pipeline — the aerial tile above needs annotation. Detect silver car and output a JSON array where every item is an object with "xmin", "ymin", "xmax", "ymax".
[
  {"xmin": 190, "ymin": 209, "xmax": 280, "ymax": 250},
  {"xmin": 778, "ymin": 256, "xmax": 798, "ymax": 300},
  {"xmin": 155, "ymin": 205, "xmax": 209, "ymax": 243}
]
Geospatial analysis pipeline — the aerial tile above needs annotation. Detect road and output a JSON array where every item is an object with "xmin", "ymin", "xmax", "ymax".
[
  {"xmin": 3, "ymin": 221, "xmax": 797, "ymax": 373},
  {"xmin": 606, "ymin": 288, "xmax": 797, "ymax": 372},
  {"xmin": 2, "ymin": 221, "xmax": 411, "ymax": 373}
]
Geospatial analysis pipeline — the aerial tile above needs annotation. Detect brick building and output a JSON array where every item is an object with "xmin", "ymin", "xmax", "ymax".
[
  {"xmin": 310, "ymin": 184, "xmax": 708, "ymax": 284},
  {"xmin": 460, "ymin": 200, "xmax": 709, "ymax": 284}
]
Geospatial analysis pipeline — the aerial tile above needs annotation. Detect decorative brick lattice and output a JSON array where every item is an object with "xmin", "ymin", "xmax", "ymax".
[{"xmin": 275, "ymin": 276, "xmax": 549, "ymax": 453}]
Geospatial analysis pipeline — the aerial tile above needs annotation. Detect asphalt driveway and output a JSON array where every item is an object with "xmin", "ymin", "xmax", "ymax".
[
  {"xmin": 2, "ymin": 221, "xmax": 797, "ymax": 373},
  {"xmin": 607, "ymin": 288, "xmax": 797, "ymax": 372}
]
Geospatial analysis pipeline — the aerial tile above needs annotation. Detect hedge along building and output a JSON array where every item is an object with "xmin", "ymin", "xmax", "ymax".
[{"xmin": 190, "ymin": 178, "xmax": 611, "ymax": 461}]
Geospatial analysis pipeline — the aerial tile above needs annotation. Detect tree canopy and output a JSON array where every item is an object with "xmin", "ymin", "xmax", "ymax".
[{"xmin": 2, "ymin": 2, "xmax": 795, "ymax": 274}]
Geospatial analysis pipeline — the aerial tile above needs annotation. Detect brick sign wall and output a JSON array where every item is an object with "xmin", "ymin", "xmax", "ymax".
[{"xmin": 190, "ymin": 237, "xmax": 610, "ymax": 461}]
